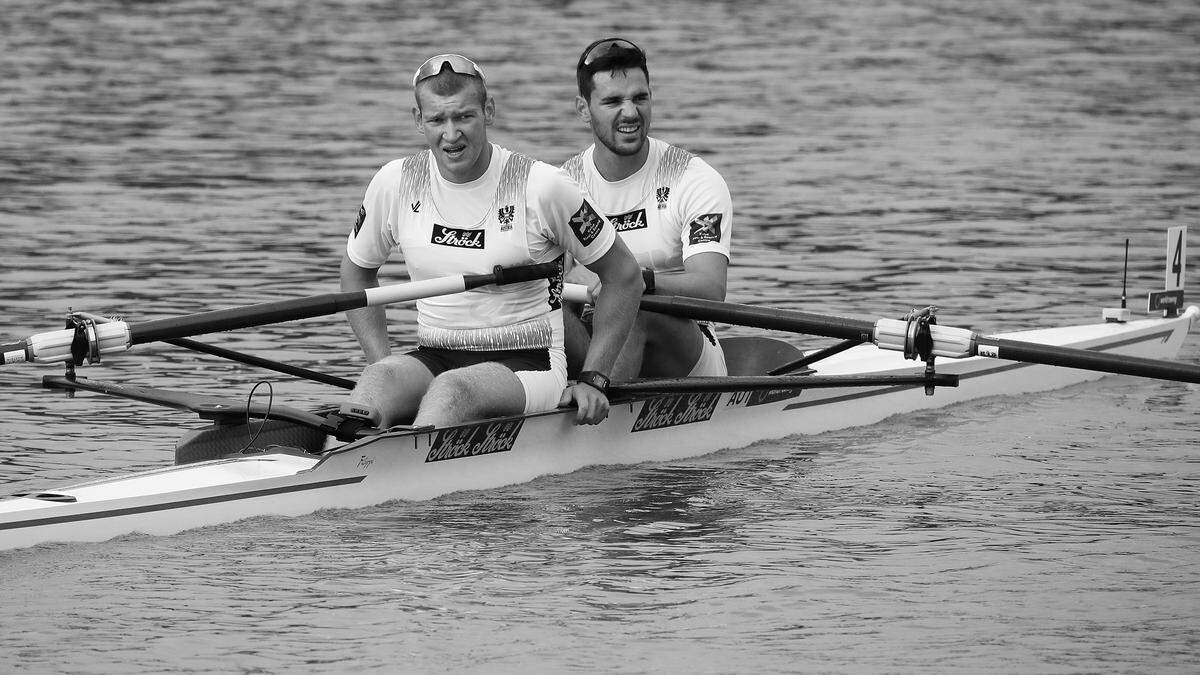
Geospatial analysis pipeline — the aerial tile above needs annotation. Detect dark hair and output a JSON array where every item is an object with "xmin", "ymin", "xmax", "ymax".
[
  {"xmin": 575, "ymin": 40, "xmax": 650, "ymax": 100},
  {"xmin": 415, "ymin": 64, "xmax": 488, "ymax": 110}
]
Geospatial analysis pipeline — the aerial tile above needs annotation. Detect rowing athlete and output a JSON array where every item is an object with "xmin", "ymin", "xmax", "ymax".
[
  {"xmin": 561, "ymin": 37, "xmax": 734, "ymax": 379},
  {"xmin": 332, "ymin": 53, "xmax": 642, "ymax": 435}
]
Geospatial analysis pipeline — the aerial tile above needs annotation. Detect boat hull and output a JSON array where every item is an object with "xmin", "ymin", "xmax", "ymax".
[{"xmin": 2, "ymin": 309, "xmax": 1195, "ymax": 550}]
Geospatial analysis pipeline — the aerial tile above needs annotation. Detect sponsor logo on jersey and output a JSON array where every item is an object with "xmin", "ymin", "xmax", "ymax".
[
  {"xmin": 568, "ymin": 200, "xmax": 605, "ymax": 247},
  {"xmin": 546, "ymin": 255, "xmax": 564, "ymax": 311},
  {"xmin": 432, "ymin": 224, "xmax": 485, "ymax": 249},
  {"xmin": 411, "ymin": 200, "xmax": 421, "ymax": 213},
  {"xmin": 498, "ymin": 205, "xmax": 515, "ymax": 230},
  {"xmin": 655, "ymin": 186, "xmax": 670, "ymax": 209},
  {"xmin": 609, "ymin": 208, "xmax": 648, "ymax": 232},
  {"xmin": 688, "ymin": 213, "xmax": 723, "ymax": 245},
  {"xmin": 426, "ymin": 420, "xmax": 523, "ymax": 462},
  {"xmin": 353, "ymin": 205, "xmax": 366, "ymax": 237},
  {"xmin": 631, "ymin": 393, "xmax": 720, "ymax": 432}
]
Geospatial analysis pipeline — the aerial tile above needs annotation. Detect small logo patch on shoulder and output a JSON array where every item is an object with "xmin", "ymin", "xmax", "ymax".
[
  {"xmin": 569, "ymin": 200, "xmax": 605, "ymax": 247},
  {"xmin": 688, "ymin": 213, "xmax": 722, "ymax": 245}
]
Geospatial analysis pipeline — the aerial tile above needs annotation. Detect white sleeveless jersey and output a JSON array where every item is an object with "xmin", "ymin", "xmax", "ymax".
[
  {"xmin": 560, "ymin": 137, "xmax": 732, "ymax": 272},
  {"xmin": 347, "ymin": 144, "xmax": 616, "ymax": 350}
]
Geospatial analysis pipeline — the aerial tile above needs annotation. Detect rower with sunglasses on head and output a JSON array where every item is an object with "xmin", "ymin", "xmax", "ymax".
[
  {"xmin": 330, "ymin": 53, "xmax": 642, "ymax": 436},
  {"xmin": 562, "ymin": 38, "xmax": 733, "ymax": 380}
]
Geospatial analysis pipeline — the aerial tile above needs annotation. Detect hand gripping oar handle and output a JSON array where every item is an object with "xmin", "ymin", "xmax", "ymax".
[{"xmin": 3, "ymin": 262, "xmax": 561, "ymax": 366}]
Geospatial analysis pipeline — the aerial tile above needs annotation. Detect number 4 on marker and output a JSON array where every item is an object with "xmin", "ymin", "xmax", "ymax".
[{"xmin": 1166, "ymin": 226, "xmax": 1186, "ymax": 291}]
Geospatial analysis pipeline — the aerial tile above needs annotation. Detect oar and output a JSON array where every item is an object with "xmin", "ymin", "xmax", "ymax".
[
  {"xmin": 564, "ymin": 283, "xmax": 1200, "ymax": 385},
  {"xmin": 164, "ymin": 337, "xmax": 357, "ymax": 390},
  {"xmin": 3, "ymin": 263, "xmax": 560, "ymax": 367},
  {"xmin": 610, "ymin": 373, "xmax": 959, "ymax": 395}
]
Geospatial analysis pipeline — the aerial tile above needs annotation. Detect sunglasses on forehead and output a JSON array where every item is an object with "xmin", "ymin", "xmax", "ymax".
[
  {"xmin": 412, "ymin": 53, "xmax": 486, "ymax": 87},
  {"xmin": 578, "ymin": 38, "xmax": 645, "ymax": 68}
]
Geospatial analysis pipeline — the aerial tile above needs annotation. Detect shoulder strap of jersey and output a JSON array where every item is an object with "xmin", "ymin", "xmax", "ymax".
[
  {"xmin": 496, "ymin": 151, "xmax": 533, "ymax": 230},
  {"xmin": 653, "ymin": 143, "xmax": 695, "ymax": 196},
  {"xmin": 560, "ymin": 151, "xmax": 587, "ymax": 186},
  {"xmin": 397, "ymin": 149, "xmax": 432, "ymax": 208}
]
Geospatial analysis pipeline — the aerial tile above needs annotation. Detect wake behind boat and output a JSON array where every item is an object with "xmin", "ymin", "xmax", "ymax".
[{"xmin": 0, "ymin": 230, "xmax": 1195, "ymax": 551}]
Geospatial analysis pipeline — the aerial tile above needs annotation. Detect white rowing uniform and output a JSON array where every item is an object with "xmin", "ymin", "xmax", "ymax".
[
  {"xmin": 561, "ymin": 136, "xmax": 733, "ymax": 375},
  {"xmin": 347, "ymin": 143, "xmax": 616, "ymax": 410}
]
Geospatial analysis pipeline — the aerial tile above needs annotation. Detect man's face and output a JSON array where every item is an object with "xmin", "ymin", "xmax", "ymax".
[
  {"xmin": 413, "ymin": 84, "xmax": 494, "ymax": 183},
  {"xmin": 579, "ymin": 68, "xmax": 651, "ymax": 158}
]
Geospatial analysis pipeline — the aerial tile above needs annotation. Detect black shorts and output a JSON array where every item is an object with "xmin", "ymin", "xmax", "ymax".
[{"xmin": 406, "ymin": 346, "xmax": 551, "ymax": 376}]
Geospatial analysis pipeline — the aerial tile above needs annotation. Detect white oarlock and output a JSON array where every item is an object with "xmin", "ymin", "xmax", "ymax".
[
  {"xmin": 873, "ymin": 319, "xmax": 976, "ymax": 359},
  {"xmin": 25, "ymin": 321, "xmax": 132, "ymax": 364}
]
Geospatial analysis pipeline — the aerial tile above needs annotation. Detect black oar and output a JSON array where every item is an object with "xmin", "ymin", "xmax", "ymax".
[
  {"xmin": 611, "ymin": 373, "xmax": 959, "ymax": 395},
  {"xmin": 563, "ymin": 284, "xmax": 1200, "ymax": 385},
  {"xmin": 164, "ymin": 337, "xmax": 356, "ymax": 390},
  {"xmin": 649, "ymin": 295, "xmax": 1200, "ymax": 384},
  {"xmin": 3, "ymin": 263, "xmax": 560, "ymax": 367}
]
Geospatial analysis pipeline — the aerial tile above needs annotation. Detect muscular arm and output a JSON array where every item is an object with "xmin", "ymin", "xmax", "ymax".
[
  {"xmin": 650, "ymin": 251, "xmax": 728, "ymax": 301},
  {"xmin": 580, "ymin": 236, "xmax": 643, "ymax": 373},
  {"xmin": 558, "ymin": 236, "xmax": 642, "ymax": 424},
  {"xmin": 340, "ymin": 253, "xmax": 391, "ymax": 363}
]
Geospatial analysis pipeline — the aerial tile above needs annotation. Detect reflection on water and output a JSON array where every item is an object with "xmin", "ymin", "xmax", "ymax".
[{"xmin": 2, "ymin": 0, "xmax": 1200, "ymax": 670}]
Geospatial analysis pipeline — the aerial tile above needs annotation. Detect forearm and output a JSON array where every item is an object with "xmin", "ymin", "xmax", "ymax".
[
  {"xmin": 340, "ymin": 254, "xmax": 391, "ymax": 363},
  {"xmin": 346, "ymin": 306, "xmax": 391, "ymax": 363},
  {"xmin": 582, "ymin": 261, "xmax": 642, "ymax": 375}
]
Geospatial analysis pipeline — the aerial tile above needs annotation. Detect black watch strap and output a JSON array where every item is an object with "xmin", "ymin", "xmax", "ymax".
[{"xmin": 577, "ymin": 370, "xmax": 610, "ymax": 394}]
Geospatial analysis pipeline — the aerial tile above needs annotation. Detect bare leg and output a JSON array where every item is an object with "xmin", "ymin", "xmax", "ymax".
[
  {"xmin": 414, "ymin": 362, "xmax": 527, "ymax": 426},
  {"xmin": 619, "ymin": 312, "xmax": 706, "ymax": 379},
  {"xmin": 566, "ymin": 306, "xmax": 708, "ymax": 380},
  {"xmin": 348, "ymin": 354, "xmax": 435, "ymax": 427},
  {"xmin": 563, "ymin": 305, "xmax": 591, "ymax": 380}
]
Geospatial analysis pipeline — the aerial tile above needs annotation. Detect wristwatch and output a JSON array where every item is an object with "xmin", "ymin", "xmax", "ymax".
[{"xmin": 577, "ymin": 370, "xmax": 610, "ymax": 395}]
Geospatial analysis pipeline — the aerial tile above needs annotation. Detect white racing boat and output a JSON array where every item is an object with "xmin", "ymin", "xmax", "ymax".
[{"xmin": 0, "ymin": 229, "xmax": 1195, "ymax": 551}]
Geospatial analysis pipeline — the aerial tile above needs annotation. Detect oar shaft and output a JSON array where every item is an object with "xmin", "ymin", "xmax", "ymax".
[
  {"xmin": 132, "ymin": 291, "xmax": 366, "ymax": 345},
  {"xmin": 165, "ymin": 338, "xmax": 357, "ymax": 390},
  {"xmin": 977, "ymin": 336, "xmax": 1200, "ymax": 383},
  {"xmin": 573, "ymin": 285, "xmax": 1200, "ymax": 386},
  {"xmin": 133, "ymin": 264, "xmax": 559, "ymax": 345},
  {"xmin": 611, "ymin": 373, "xmax": 959, "ymax": 394},
  {"xmin": 7, "ymin": 263, "xmax": 560, "ymax": 366},
  {"xmin": 637, "ymin": 295, "xmax": 877, "ymax": 342}
]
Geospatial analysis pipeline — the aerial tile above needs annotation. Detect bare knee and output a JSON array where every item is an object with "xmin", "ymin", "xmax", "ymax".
[{"xmin": 425, "ymin": 370, "xmax": 474, "ymax": 408}]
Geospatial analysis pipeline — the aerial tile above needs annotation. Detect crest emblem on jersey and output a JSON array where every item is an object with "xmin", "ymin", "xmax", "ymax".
[
  {"xmin": 498, "ymin": 205, "xmax": 515, "ymax": 231},
  {"xmin": 432, "ymin": 224, "xmax": 485, "ymax": 249},
  {"xmin": 688, "ymin": 213, "xmax": 723, "ymax": 245},
  {"xmin": 353, "ymin": 205, "xmax": 366, "ymax": 237},
  {"xmin": 568, "ymin": 200, "xmax": 605, "ymax": 247},
  {"xmin": 610, "ymin": 208, "xmax": 648, "ymax": 232},
  {"xmin": 655, "ymin": 186, "xmax": 670, "ymax": 210}
]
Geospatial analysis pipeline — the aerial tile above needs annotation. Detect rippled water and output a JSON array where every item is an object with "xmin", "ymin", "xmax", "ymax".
[{"xmin": 2, "ymin": 0, "xmax": 1199, "ymax": 671}]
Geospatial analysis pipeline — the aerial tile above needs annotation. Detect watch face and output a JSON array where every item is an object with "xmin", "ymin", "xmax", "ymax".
[{"xmin": 581, "ymin": 371, "xmax": 609, "ymax": 392}]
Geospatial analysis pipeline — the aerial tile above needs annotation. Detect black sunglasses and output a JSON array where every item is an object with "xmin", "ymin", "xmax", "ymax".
[{"xmin": 577, "ymin": 38, "xmax": 645, "ymax": 70}]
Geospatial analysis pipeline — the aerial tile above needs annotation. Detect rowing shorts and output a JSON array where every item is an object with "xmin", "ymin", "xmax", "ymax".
[
  {"xmin": 689, "ymin": 323, "xmax": 728, "ymax": 376},
  {"xmin": 407, "ymin": 346, "xmax": 568, "ymax": 414}
]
